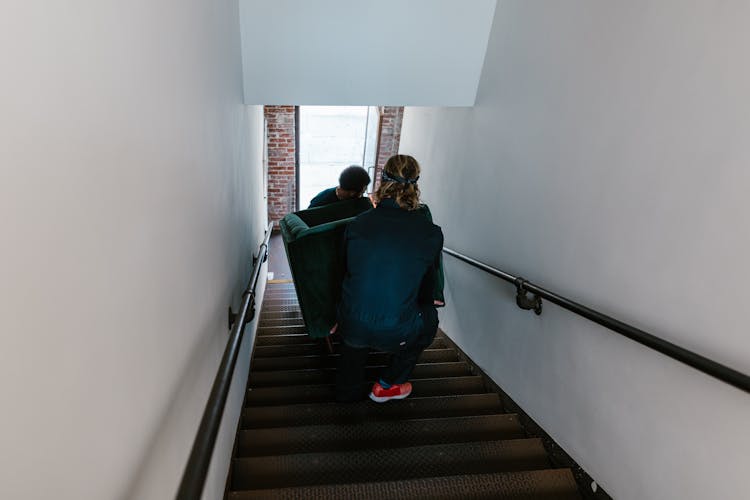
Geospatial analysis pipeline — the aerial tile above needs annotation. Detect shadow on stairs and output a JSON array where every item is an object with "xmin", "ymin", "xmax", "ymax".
[{"xmin": 224, "ymin": 282, "xmax": 587, "ymax": 499}]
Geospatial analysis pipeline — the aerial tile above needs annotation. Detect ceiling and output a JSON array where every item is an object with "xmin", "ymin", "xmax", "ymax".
[{"xmin": 239, "ymin": 0, "xmax": 497, "ymax": 106}]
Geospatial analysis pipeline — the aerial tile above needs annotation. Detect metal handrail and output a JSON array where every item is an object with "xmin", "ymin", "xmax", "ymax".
[
  {"xmin": 176, "ymin": 222, "xmax": 273, "ymax": 500},
  {"xmin": 442, "ymin": 247, "xmax": 750, "ymax": 394}
]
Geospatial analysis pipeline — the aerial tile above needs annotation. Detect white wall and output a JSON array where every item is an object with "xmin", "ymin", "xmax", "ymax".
[
  {"xmin": 0, "ymin": 2, "xmax": 267, "ymax": 499},
  {"xmin": 400, "ymin": 2, "xmax": 750, "ymax": 499},
  {"xmin": 239, "ymin": 0, "xmax": 496, "ymax": 106}
]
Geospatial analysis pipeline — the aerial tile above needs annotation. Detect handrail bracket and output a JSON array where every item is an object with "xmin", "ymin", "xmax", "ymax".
[
  {"xmin": 514, "ymin": 277, "xmax": 542, "ymax": 315},
  {"xmin": 227, "ymin": 245, "xmax": 269, "ymax": 330},
  {"xmin": 227, "ymin": 294, "xmax": 257, "ymax": 330}
]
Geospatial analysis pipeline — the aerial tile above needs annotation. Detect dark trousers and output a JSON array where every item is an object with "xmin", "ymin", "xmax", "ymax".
[{"xmin": 335, "ymin": 306, "xmax": 438, "ymax": 402}]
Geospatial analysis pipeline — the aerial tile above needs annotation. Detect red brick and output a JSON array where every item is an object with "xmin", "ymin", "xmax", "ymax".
[{"xmin": 264, "ymin": 105, "xmax": 298, "ymax": 224}]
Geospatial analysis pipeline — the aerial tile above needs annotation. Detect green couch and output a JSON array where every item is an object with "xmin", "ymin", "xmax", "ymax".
[
  {"xmin": 279, "ymin": 198, "xmax": 374, "ymax": 339},
  {"xmin": 279, "ymin": 198, "xmax": 445, "ymax": 339}
]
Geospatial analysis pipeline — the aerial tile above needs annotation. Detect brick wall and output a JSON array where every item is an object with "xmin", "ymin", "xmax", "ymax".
[
  {"xmin": 264, "ymin": 105, "xmax": 297, "ymax": 227},
  {"xmin": 374, "ymin": 106, "xmax": 404, "ymax": 190}
]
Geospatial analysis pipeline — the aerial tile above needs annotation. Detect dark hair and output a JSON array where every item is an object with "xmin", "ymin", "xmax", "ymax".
[
  {"xmin": 373, "ymin": 155, "xmax": 421, "ymax": 210},
  {"xmin": 339, "ymin": 165, "xmax": 371, "ymax": 192}
]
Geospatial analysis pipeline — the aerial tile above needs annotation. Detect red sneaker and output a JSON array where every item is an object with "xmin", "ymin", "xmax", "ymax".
[{"xmin": 369, "ymin": 381, "xmax": 413, "ymax": 403}]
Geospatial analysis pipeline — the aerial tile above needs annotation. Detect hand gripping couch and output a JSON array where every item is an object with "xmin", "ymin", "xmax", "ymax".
[{"xmin": 279, "ymin": 198, "xmax": 445, "ymax": 339}]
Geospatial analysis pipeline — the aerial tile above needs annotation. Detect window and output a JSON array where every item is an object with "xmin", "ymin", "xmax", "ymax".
[{"xmin": 298, "ymin": 106, "xmax": 379, "ymax": 208}]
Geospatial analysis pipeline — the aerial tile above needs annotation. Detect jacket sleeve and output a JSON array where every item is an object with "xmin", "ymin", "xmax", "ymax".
[
  {"xmin": 433, "ymin": 251, "xmax": 445, "ymax": 305},
  {"xmin": 418, "ymin": 229, "xmax": 445, "ymax": 307},
  {"xmin": 335, "ymin": 224, "xmax": 350, "ymax": 305}
]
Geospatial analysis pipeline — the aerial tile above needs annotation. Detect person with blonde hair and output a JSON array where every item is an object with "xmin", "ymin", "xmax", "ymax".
[{"xmin": 334, "ymin": 154, "xmax": 444, "ymax": 403}]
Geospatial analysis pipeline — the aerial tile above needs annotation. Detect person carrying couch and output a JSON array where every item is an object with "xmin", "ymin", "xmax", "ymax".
[
  {"xmin": 333, "ymin": 154, "xmax": 444, "ymax": 403},
  {"xmin": 308, "ymin": 165, "xmax": 371, "ymax": 208}
]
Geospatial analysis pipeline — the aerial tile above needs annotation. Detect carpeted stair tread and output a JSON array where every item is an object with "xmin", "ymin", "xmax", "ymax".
[
  {"xmin": 255, "ymin": 334, "xmax": 313, "ymax": 346},
  {"xmin": 259, "ymin": 305, "xmax": 302, "ymax": 315},
  {"xmin": 263, "ymin": 299, "xmax": 304, "ymax": 308},
  {"xmin": 258, "ymin": 325, "xmax": 307, "ymax": 335},
  {"xmin": 237, "ymin": 413, "xmax": 525, "ymax": 456},
  {"xmin": 227, "ymin": 468, "xmax": 581, "ymax": 500},
  {"xmin": 264, "ymin": 291, "xmax": 298, "ymax": 297},
  {"xmin": 241, "ymin": 393, "xmax": 504, "ymax": 429},
  {"xmin": 259, "ymin": 317, "xmax": 305, "ymax": 328},
  {"xmin": 260, "ymin": 311, "xmax": 304, "ymax": 322},
  {"xmin": 251, "ymin": 335, "xmax": 448, "ymax": 356},
  {"xmin": 257, "ymin": 327, "xmax": 447, "ymax": 339},
  {"xmin": 231, "ymin": 438, "xmax": 550, "ymax": 490},
  {"xmin": 251, "ymin": 348, "xmax": 458, "ymax": 371},
  {"xmin": 245, "ymin": 376, "xmax": 486, "ymax": 406},
  {"xmin": 248, "ymin": 361, "xmax": 472, "ymax": 387}
]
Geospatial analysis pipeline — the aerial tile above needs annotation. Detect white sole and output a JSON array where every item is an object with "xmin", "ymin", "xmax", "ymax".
[{"xmin": 369, "ymin": 391, "xmax": 412, "ymax": 403}]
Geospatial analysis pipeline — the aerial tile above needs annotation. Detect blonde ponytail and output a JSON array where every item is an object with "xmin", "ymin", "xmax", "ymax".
[{"xmin": 373, "ymin": 155, "xmax": 422, "ymax": 210}]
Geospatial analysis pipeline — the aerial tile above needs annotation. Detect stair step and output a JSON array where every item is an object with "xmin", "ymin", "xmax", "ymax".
[
  {"xmin": 265, "ymin": 286, "xmax": 297, "ymax": 292},
  {"xmin": 254, "ymin": 334, "xmax": 314, "ymax": 346},
  {"xmin": 264, "ymin": 288, "xmax": 297, "ymax": 294},
  {"xmin": 245, "ymin": 376, "xmax": 486, "ymax": 406},
  {"xmin": 260, "ymin": 305, "xmax": 302, "ymax": 314},
  {"xmin": 257, "ymin": 325, "xmax": 451, "ymax": 339},
  {"xmin": 228, "ymin": 468, "xmax": 581, "ymax": 499},
  {"xmin": 259, "ymin": 318, "xmax": 305, "ymax": 328},
  {"xmin": 248, "ymin": 362, "xmax": 472, "ymax": 387},
  {"xmin": 251, "ymin": 331, "xmax": 444, "ymax": 344},
  {"xmin": 237, "ymin": 414, "xmax": 524, "ymax": 456},
  {"xmin": 265, "ymin": 286, "xmax": 296, "ymax": 293},
  {"xmin": 263, "ymin": 295, "xmax": 297, "ymax": 301},
  {"xmin": 258, "ymin": 325, "xmax": 306, "ymax": 335},
  {"xmin": 242, "ymin": 393, "xmax": 504, "ymax": 429},
  {"xmin": 231, "ymin": 438, "xmax": 549, "ymax": 490},
  {"xmin": 253, "ymin": 337, "xmax": 448, "ymax": 358},
  {"xmin": 263, "ymin": 292, "xmax": 299, "ymax": 303},
  {"xmin": 260, "ymin": 311, "xmax": 303, "ymax": 321},
  {"xmin": 251, "ymin": 348, "xmax": 458, "ymax": 371},
  {"xmin": 252, "ymin": 343, "xmax": 329, "ymax": 358},
  {"xmin": 263, "ymin": 299, "xmax": 301, "ymax": 307}
]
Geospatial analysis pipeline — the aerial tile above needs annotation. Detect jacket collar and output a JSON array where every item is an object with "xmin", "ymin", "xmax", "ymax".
[{"xmin": 377, "ymin": 198, "xmax": 401, "ymax": 209}]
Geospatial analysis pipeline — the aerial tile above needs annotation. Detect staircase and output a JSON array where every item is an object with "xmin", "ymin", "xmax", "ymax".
[{"xmin": 225, "ymin": 282, "xmax": 583, "ymax": 499}]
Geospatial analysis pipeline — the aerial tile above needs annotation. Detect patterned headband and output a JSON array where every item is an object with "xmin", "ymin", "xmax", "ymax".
[{"xmin": 382, "ymin": 171, "xmax": 419, "ymax": 185}]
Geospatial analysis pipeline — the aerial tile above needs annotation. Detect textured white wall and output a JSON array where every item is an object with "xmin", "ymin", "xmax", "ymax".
[
  {"xmin": 400, "ymin": 2, "xmax": 750, "ymax": 499},
  {"xmin": 239, "ymin": 0, "xmax": 497, "ymax": 106},
  {"xmin": 0, "ymin": 1, "xmax": 266, "ymax": 499}
]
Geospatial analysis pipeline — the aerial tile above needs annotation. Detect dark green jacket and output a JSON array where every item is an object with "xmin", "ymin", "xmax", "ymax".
[
  {"xmin": 308, "ymin": 187, "xmax": 339, "ymax": 208},
  {"xmin": 338, "ymin": 199, "xmax": 443, "ymax": 348}
]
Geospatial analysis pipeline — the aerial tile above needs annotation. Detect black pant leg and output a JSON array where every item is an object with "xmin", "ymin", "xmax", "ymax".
[
  {"xmin": 336, "ymin": 342, "xmax": 370, "ymax": 402},
  {"xmin": 381, "ymin": 306, "xmax": 439, "ymax": 385}
]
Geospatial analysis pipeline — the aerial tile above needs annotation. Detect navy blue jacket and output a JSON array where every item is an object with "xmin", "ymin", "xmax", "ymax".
[
  {"xmin": 308, "ymin": 187, "xmax": 339, "ymax": 208},
  {"xmin": 338, "ymin": 199, "xmax": 443, "ymax": 349}
]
